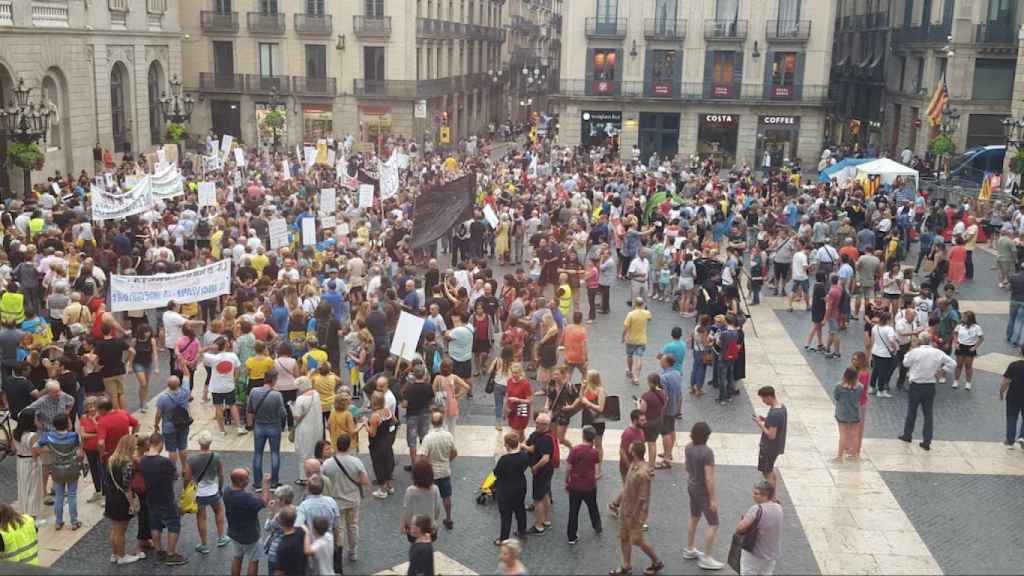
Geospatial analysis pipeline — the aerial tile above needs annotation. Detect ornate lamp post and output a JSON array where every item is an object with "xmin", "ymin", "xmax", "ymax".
[
  {"xmin": 159, "ymin": 74, "xmax": 195, "ymax": 125},
  {"xmin": 0, "ymin": 78, "xmax": 55, "ymax": 200},
  {"xmin": 267, "ymin": 86, "xmax": 286, "ymax": 152},
  {"xmin": 936, "ymin": 106, "xmax": 960, "ymax": 178},
  {"xmin": 1002, "ymin": 111, "xmax": 1024, "ymax": 180}
]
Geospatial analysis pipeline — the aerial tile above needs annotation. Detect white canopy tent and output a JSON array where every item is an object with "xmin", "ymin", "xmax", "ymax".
[{"xmin": 855, "ymin": 158, "xmax": 919, "ymax": 188}]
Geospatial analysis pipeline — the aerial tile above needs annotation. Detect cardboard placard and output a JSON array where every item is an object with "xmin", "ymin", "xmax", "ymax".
[
  {"xmin": 269, "ymin": 217, "xmax": 289, "ymax": 250},
  {"xmin": 389, "ymin": 312, "xmax": 425, "ymax": 362},
  {"xmin": 198, "ymin": 181, "xmax": 217, "ymax": 207},
  {"xmin": 301, "ymin": 217, "xmax": 316, "ymax": 246},
  {"xmin": 358, "ymin": 184, "xmax": 374, "ymax": 209}
]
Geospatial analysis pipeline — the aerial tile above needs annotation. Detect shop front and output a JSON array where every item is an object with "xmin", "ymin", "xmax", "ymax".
[
  {"xmin": 302, "ymin": 105, "xmax": 333, "ymax": 144},
  {"xmin": 697, "ymin": 114, "xmax": 739, "ymax": 169},
  {"xmin": 359, "ymin": 105, "xmax": 392, "ymax": 153},
  {"xmin": 756, "ymin": 115, "xmax": 800, "ymax": 170},
  {"xmin": 581, "ymin": 110, "xmax": 621, "ymax": 150},
  {"xmin": 638, "ymin": 112, "xmax": 680, "ymax": 160}
]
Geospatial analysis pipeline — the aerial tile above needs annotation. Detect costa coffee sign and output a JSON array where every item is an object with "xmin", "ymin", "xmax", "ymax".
[
  {"xmin": 702, "ymin": 114, "xmax": 737, "ymax": 126},
  {"xmin": 759, "ymin": 115, "xmax": 800, "ymax": 127}
]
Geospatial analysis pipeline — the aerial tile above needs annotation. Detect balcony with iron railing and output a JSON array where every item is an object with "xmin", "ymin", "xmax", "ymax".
[
  {"xmin": 704, "ymin": 19, "xmax": 748, "ymax": 40},
  {"xmin": 976, "ymin": 21, "xmax": 1016, "ymax": 44},
  {"xmin": 293, "ymin": 76, "xmax": 337, "ymax": 96},
  {"xmin": 644, "ymin": 18, "xmax": 687, "ymax": 40},
  {"xmin": 354, "ymin": 79, "xmax": 419, "ymax": 99},
  {"xmin": 247, "ymin": 11, "xmax": 285, "ymax": 35},
  {"xmin": 865, "ymin": 12, "xmax": 888, "ymax": 29},
  {"xmin": 201, "ymin": 11, "xmax": 238, "ymax": 33},
  {"xmin": 558, "ymin": 78, "xmax": 830, "ymax": 104},
  {"xmin": 295, "ymin": 13, "xmax": 332, "ymax": 35},
  {"xmin": 244, "ymin": 74, "xmax": 291, "ymax": 94},
  {"xmin": 891, "ymin": 23, "xmax": 951, "ymax": 44},
  {"xmin": 198, "ymin": 73, "xmax": 245, "ymax": 93},
  {"xmin": 585, "ymin": 17, "xmax": 627, "ymax": 39},
  {"xmin": 354, "ymin": 15, "xmax": 391, "ymax": 37},
  {"xmin": 766, "ymin": 20, "xmax": 811, "ymax": 42}
]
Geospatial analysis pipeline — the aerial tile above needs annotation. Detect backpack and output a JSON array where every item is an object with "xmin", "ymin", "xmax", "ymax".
[
  {"xmin": 165, "ymin": 389, "xmax": 193, "ymax": 431},
  {"xmin": 722, "ymin": 331, "xmax": 741, "ymax": 362},
  {"xmin": 50, "ymin": 437, "xmax": 80, "ymax": 484}
]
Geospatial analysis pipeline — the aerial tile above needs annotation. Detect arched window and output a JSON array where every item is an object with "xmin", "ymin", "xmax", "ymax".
[
  {"xmin": 111, "ymin": 63, "xmax": 130, "ymax": 153},
  {"xmin": 41, "ymin": 75, "xmax": 61, "ymax": 149},
  {"xmin": 148, "ymin": 61, "xmax": 164, "ymax": 146}
]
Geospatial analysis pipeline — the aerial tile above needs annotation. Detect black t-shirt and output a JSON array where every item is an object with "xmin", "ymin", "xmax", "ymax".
[
  {"xmin": 403, "ymin": 381, "xmax": 433, "ymax": 416},
  {"xmin": 526, "ymin": 430, "xmax": 555, "ymax": 477},
  {"xmin": 95, "ymin": 338, "xmax": 129, "ymax": 377},
  {"xmin": 57, "ymin": 371, "xmax": 79, "ymax": 397},
  {"xmin": 138, "ymin": 454, "xmax": 177, "ymax": 509},
  {"xmin": 408, "ymin": 541, "xmax": 434, "ymax": 576},
  {"xmin": 811, "ymin": 283, "xmax": 828, "ymax": 320},
  {"xmin": 492, "ymin": 450, "xmax": 530, "ymax": 500},
  {"xmin": 1003, "ymin": 360, "xmax": 1024, "ymax": 404},
  {"xmin": 275, "ymin": 527, "xmax": 308, "ymax": 576},
  {"xmin": 3, "ymin": 376, "xmax": 34, "ymax": 418},
  {"xmin": 760, "ymin": 405, "xmax": 788, "ymax": 455}
]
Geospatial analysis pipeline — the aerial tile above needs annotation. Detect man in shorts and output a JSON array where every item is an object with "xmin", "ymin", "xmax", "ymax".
[
  {"xmin": 754, "ymin": 386, "xmax": 788, "ymax": 491},
  {"xmin": 824, "ymin": 274, "xmax": 843, "ymax": 359},
  {"xmin": 153, "ymin": 376, "xmax": 191, "ymax": 471},
  {"xmin": 94, "ymin": 323, "xmax": 134, "ymax": 411},
  {"xmin": 418, "ymin": 411, "xmax": 458, "ymax": 529},
  {"xmin": 524, "ymin": 411, "xmax": 555, "ymax": 535},
  {"xmin": 854, "ymin": 249, "xmax": 882, "ymax": 320},
  {"xmin": 224, "ymin": 468, "xmax": 270, "ymax": 576},
  {"xmin": 612, "ymin": 442, "xmax": 663, "ymax": 576},
  {"xmin": 202, "ymin": 336, "xmax": 246, "ymax": 435},
  {"xmin": 622, "ymin": 298, "xmax": 652, "ymax": 385},
  {"xmin": 138, "ymin": 433, "xmax": 188, "ymax": 566},
  {"xmin": 683, "ymin": 422, "xmax": 724, "ymax": 570}
]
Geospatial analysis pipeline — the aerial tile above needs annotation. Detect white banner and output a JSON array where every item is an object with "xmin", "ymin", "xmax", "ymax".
[
  {"xmin": 358, "ymin": 184, "xmax": 374, "ymax": 209},
  {"xmin": 269, "ymin": 217, "xmax": 289, "ymax": 250},
  {"xmin": 204, "ymin": 154, "xmax": 222, "ymax": 173},
  {"xmin": 220, "ymin": 134, "xmax": 234, "ymax": 156},
  {"xmin": 320, "ymin": 188, "xmax": 336, "ymax": 215},
  {"xmin": 301, "ymin": 217, "xmax": 316, "ymax": 246},
  {"xmin": 198, "ymin": 181, "xmax": 217, "ymax": 207},
  {"xmin": 150, "ymin": 163, "xmax": 184, "ymax": 200},
  {"xmin": 234, "ymin": 147, "xmax": 246, "ymax": 168},
  {"xmin": 380, "ymin": 156, "xmax": 399, "ymax": 200},
  {"xmin": 91, "ymin": 183, "xmax": 150, "ymax": 221},
  {"xmin": 110, "ymin": 259, "xmax": 232, "ymax": 312}
]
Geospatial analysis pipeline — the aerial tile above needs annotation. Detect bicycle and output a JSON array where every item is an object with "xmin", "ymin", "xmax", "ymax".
[{"xmin": 0, "ymin": 409, "xmax": 15, "ymax": 464}]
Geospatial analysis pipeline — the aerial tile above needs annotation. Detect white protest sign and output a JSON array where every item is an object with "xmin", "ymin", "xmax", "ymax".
[
  {"xmin": 321, "ymin": 215, "xmax": 336, "ymax": 230},
  {"xmin": 320, "ymin": 188, "xmax": 336, "ymax": 215},
  {"xmin": 338, "ymin": 222, "xmax": 350, "ymax": 236},
  {"xmin": 327, "ymin": 149, "xmax": 336, "ymax": 167},
  {"xmin": 282, "ymin": 161, "xmax": 291, "ymax": 180},
  {"xmin": 301, "ymin": 217, "xmax": 316, "ymax": 246},
  {"xmin": 390, "ymin": 311, "xmax": 425, "ymax": 361},
  {"xmin": 198, "ymin": 181, "xmax": 217, "ymax": 207},
  {"xmin": 295, "ymin": 145, "xmax": 302, "ymax": 161},
  {"xmin": 269, "ymin": 217, "xmax": 289, "ymax": 250},
  {"xmin": 234, "ymin": 147, "xmax": 246, "ymax": 168},
  {"xmin": 304, "ymin": 146, "xmax": 317, "ymax": 170},
  {"xmin": 104, "ymin": 173, "xmax": 115, "ymax": 189},
  {"xmin": 483, "ymin": 204, "xmax": 499, "ymax": 229},
  {"xmin": 204, "ymin": 154, "xmax": 222, "ymax": 173},
  {"xmin": 220, "ymin": 134, "xmax": 234, "ymax": 156},
  {"xmin": 50, "ymin": 182, "xmax": 60, "ymax": 196},
  {"xmin": 157, "ymin": 148, "xmax": 167, "ymax": 167},
  {"xmin": 110, "ymin": 259, "xmax": 232, "ymax": 312},
  {"xmin": 358, "ymin": 184, "xmax": 374, "ymax": 209}
]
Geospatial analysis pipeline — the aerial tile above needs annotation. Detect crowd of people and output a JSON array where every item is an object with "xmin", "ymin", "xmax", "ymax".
[{"xmin": 0, "ymin": 123, "xmax": 1020, "ymax": 576}]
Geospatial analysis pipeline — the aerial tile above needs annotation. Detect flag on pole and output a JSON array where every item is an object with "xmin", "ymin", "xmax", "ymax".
[{"xmin": 926, "ymin": 74, "xmax": 950, "ymax": 127}]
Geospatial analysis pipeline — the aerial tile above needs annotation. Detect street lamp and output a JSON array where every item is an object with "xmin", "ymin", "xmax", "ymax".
[
  {"xmin": 936, "ymin": 106, "xmax": 960, "ymax": 178},
  {"xmin": 159, "ymin": 74, "xmax": 195, "ymax": 125},
  {"xmin": 267, "ymin": 86, "xmax": 286, "ymax": 152},
  {"xmin": 0, "ymin": 78, "xmax": 55, "ymax": 200}
]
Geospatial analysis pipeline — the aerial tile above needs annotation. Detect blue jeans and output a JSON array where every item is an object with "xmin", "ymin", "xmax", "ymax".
[
  {"xmin": 53, "ymin": 480, "xmax": 78, "ymax": 525},
  {"xmin": 1007, "ymin": 398, "xmax": 1024, "ymax": 445},
  {"xmin": 1009, "ymin": 301, "xmax": 1024, "ymax": 342},
  {"xmin": 714, "ymin": 359, "xmax": 734, "ymax": 402},
  {"xmin": 493, "ymin": 384, "xmax": 507, "ymax": 423},
  {"xmin": 252, "ymin": 425, "xmax": 282, "ymax": 488},
  {"xmin": 691, "ymin": 351, "xmax": 708, "ymax": 390}
]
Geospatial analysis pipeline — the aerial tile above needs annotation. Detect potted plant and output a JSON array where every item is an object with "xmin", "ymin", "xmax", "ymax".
[
  {"xmin": 263, "ymin": 110, "xmax": 285, "ymax": 129},
  {"xmin": 6, "ymin": 142, "xmax": 44, "ymax": 171},
  {"xmin": 929, "ymin": 134, "xmax": 954, "ymax": 158},
  {"xmin": 1010, "ymin": 149, "xmax": 1024, "ymax": 175},
  {"xmin": 165, "ymin": 122, "xmax": 188, "ymax": 145}
]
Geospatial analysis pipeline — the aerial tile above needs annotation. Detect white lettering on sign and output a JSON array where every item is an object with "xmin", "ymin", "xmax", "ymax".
[
  {"xmin": 761, "ymin": 116, "xmax": 798, "ymax": 125},
  {"xmin": 704, "ymin": 115, "xmax": 735, "ymax": 123}
]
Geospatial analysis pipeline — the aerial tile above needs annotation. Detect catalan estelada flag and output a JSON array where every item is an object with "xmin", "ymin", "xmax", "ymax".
[{"xmin": 926, "ymin": 74, "xmax": 950, "ymax": 127}]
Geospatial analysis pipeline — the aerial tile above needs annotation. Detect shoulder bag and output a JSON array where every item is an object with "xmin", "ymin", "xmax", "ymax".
[
  {"xmin": 332, "ymin": 455, "xmax": 363, "ymax": 498},
  {"xmin": 727, "ymin": 504, "xmax": 763, "ymax": 572},
  {"xmin": 108, "ymin": 461, "xmax": 141, "ymax": 515},
  {"xmin": 246, "ymin": 388, "xmax": 271, "ymax": 431}
]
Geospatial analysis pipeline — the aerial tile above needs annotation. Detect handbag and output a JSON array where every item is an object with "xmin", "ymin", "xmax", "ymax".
[
  {"xmin": 109, "ymin": 462, "xmax": 141, "ymax": 515},
  {"xmin": 701, "ymin": 350, "xmax": 715, "ymax": 365},
  {"xmin": 484, "ymin": 363, "xmax": 497, "ymax": 394},
  {"xmin": 728, "ymin": 504, "xmax": 763, "ymax": 572},
  {"xmin": 180, "ymin": 453, "xmax": 214, "ymax": 515}
]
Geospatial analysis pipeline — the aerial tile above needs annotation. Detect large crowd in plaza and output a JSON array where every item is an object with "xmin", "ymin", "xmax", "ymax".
[{"xmin": 0, "ymin": 120, "xmax": 1022, "ymax": 576}]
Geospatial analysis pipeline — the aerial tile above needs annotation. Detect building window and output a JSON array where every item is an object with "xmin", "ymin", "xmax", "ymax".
[
  {"xmin": 596, "ymin": 0, "xmax": 617, "ymax": 22},
  {"xmin": 649, "ymin": 49, "xmax": 677, "ymax": 96},
  {"xmin": 213, "ymin": 41, "xmax": 234, "ymax": 77},
  {"xmin": 215, "ymin": 0, "xmax": 232, "ymax": 14},
  {"xmin": 898, "ymin": 56, "xmax": 907, "ymax": 92},
  {"xmin": 921, "ymin": 0, "xmax": 932, "ymax": 25},
  {"xmin": 710, "ymin": 50, "xmax": 736, "ymax": 97},
  {"xmin": 364, "ymin": 46, "xmax": 386, "ymax": 81},
  {"xmin": 715, "ymin": 0, "xmax": 739, "ymax": 20},
  {"xmin": 259, "ymin": 42, "xmax": 280, "ymax": 76},
  {"xmin": 973, "ymin": 58, "xmax": 1014, "ymax": 100},
  {"xmin": 777, "ymin": 0, "xmax": 800, "ymax": 23},
  {"xmin": 259, "ymin": 0, "xmax": 278, "ymax": 14},
  {"xmin": 303, "ymin": 106, "xmax": 333, "ymax": 142},
  {"xmin": 306, "ymin": 0, "xmax": 324, "ymax": 15},
  {"xmin": 903, "ymin": 0, "xmax": 913, "ymax": 27},
  {"xmin": 591, "ymin": 48, "xmax": 618, "ymax": 94},
  {"xmin": 305, "ymin": 44, "xmax": 326, "ymax": 78},
  {"xmin": 654, "ymin": 0, "xmax": 677, "ymax": 21},
  {"xmin": 912, "ymin": 57, "xmax": 924, "ymax": 93},
  {"xmin": 988, "ymin": 0, "xmax": 1014, "ymax": 21},
  {"xmin": 365, "ymin": 0, "xmax": 384, "ymax": 17},
  {"xmin": 770, "ymin": 51, "xmax": 797, "ymax": 98}
]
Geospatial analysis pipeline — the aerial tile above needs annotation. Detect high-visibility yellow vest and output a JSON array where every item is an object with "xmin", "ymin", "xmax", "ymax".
[
  {"xmin": 0, "ymin": 292, "xmax": 25, "ymax": 325},
  {"xmin": 0, "ymin": 514, "xmax": 39, "ymax": 565},
  {"xmin": 28, "ymin": 218, "xmax": 44, "ymax": 239}
]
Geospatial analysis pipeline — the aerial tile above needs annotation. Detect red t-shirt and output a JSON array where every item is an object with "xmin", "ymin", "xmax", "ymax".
[
  {"xmin": 566, "ymin": 444, "xmax": 599, "ymax": 492},
  {"xmin": 97, "ymin": 410, "xmax": 139, "ymax": 462},
  {"xmin": 79, "ymin": 414, "xmax": 100, "ymax": 451},
  {"xmin": 826, "ymin": 285, "xmax": 843, "ymax": 320},
  {"xmin": 619, "ymin": 425, "xmax": 645, "ymax": 459}
]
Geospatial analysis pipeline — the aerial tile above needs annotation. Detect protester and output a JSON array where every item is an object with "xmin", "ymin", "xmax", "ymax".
[{"xmin": 185, "ymin": 430, "xmax": 231, "ymax": 554}]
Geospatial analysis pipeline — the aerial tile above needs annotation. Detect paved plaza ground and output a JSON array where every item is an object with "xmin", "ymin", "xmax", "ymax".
[{"xmin": 7, "ymin": 243, "xmax": 1024, "ymax": 575}]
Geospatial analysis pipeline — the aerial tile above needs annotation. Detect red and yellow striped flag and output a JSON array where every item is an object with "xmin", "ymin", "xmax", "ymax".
[{"xmin": 926, "ymin": 75, "xmax": 950, "ymax": 127}]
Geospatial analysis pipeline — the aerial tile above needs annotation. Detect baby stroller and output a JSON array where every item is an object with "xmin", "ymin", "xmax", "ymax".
[{"xmin": 475, "ymin": 471, "xmax": 496, "ymax": 505}]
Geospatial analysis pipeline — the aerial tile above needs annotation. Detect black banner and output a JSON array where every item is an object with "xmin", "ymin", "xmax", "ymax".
[{"xmin": 410, "ymin": 173, "xmax": 477, "ymax": 249}]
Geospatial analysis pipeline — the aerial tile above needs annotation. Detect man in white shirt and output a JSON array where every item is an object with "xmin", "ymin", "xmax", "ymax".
[
  {"xmin": 900, "ymin": 332, "xmax": 956, "ymax": 450},
  {"xmin": 627, "ymin": 250, "xmax": 651, "ymax": 304},
  {"xmin": 202, "ymin": 336, "xmax": 243, "ymax": 435},
  {"xmin": 162, "ymin": 301, "xmax": 203, "ymax": 379},
  {"xmin": 321, "ymin": 434, "xmax": 370, "ymax": 562},
  {"xmin": 894, "ymin": 308, "xmax": 925, "ymax": 389},
  {"xmin": 789, "ymin": 244, "xmax": 810, "ymax": 311},
  {"xmin": 418, "ymin": 412, "xmax": 458, "ymax": 529}
]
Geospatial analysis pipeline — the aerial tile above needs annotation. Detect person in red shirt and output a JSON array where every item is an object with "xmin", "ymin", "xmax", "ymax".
[
  {"xmin": 566, "ymin": 424, "xmax": 602, "ymax": 544},
  {"xmin": 505, "ymin": 363, "xmax": 533, "ymax": 442},
  {"xmin": 824, "ymin": 274, "xmax": 844, "ymax": 359},
  {"xmin": 96, "ymin": 397, "xmax": 140, "ymax": 463},
  {"xmin": 79, "ymin": 396, "xmax": 104, "ymax": 501}
]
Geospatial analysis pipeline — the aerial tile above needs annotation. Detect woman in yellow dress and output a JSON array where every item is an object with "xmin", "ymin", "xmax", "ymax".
[{"xmin": 495, "ymin": 214, "xmax": 511, "ymax": 264}]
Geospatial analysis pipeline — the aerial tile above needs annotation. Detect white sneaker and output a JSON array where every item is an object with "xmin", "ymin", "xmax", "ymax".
[
  {"xmin": 372, "ymin": 489, "xmax": 388, "ymax": 499},
  {"xmin": 951, "ymin": 382, "xmax": 959, "ymax": 389},
  {"xmin": 110, "ymin": 554, "xmax": 117, "ymax": 564},
  {"xmin": 116, "ymin": 555, "xmax": 142, "ymax": 565},
  {"xmin": 697, "ymin": 557, "xmax": 725, "ymax": 570},
  {"xmin": 682, "ymin": 548, "xmax": 704, "ymax": 560},
  {"xmin": 879, "ymin": 391, "xmax": 893, "ymax": 398},
  {"xmin": 1018, "ymin": 437, "xmax": 1024, "ymax": 449},
  {"xmin": 237, "ymin": 426, "xmax": 248, "ymax": 436},
  {"xmin": 965, "ymin": 382, "xmax": 972, "ymax": 390}
]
